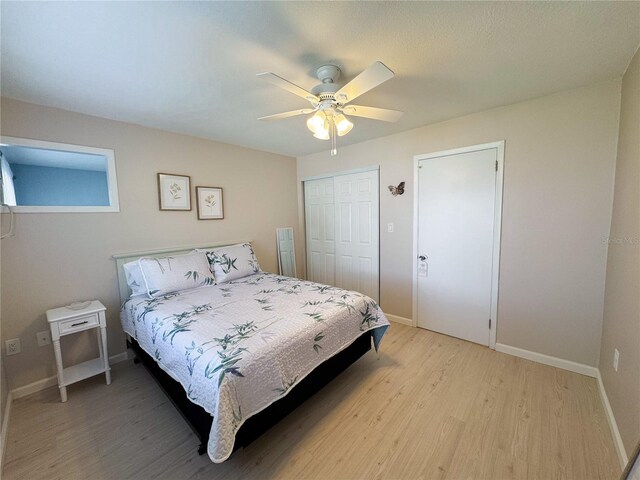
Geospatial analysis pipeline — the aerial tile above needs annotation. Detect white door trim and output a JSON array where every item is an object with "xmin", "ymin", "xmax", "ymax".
[
  {"xmin": 412, "ymin": 141, "xmax": 505, "ymax": 349},
  {"xmin": 300, "ymin": 165, "xmax": 380, "ymax": 182}
]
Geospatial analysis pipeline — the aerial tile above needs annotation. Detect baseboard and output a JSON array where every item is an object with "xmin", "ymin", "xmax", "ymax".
[
  {"xmin": 494, "ymin": 343, "xmax": 628, "ymax": 468},
  {"xmin": 11, "ymin": 376, "xmax": 58, "ymax": 399},
  {"xmin": 386, "ymin": 314, "xmax": 414, "ymax": 327},
  {"xmin": 494, "ymin": 343, "xmax": 599, "ymax": 378},
  {"xmin": 0, "ymin": 391, "xmax": 12, "ymax": 470},
  {"xmin": 109, "ymin": 350, "xmax": 131, "ymax": 364},
  {"xmin": 596, "ymin": 371, "xmax": 629, "ymax": 469},
  {"xmin": 11, "ymin": 350, "xmax": 132, "ymax": 399}
]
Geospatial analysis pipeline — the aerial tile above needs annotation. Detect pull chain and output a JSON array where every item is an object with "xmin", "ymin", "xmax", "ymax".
[{"xmin": 330, "ymin": 119, "xmax": 337, "ymax": 156}]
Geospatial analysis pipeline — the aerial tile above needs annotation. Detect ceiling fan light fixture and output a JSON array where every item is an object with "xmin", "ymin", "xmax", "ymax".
[
  {"xmin": 306, "ymin": 111, "xmax": 325, "ymax": 134},
  {"xmin": 313, "ymin": 127, "xmax": 330, "ymax": 140},
  {"xmin": 334, "ymin": 114, "xmax": 353, "ymax": 137},
  {"xmin": 258, "ymin": 61, "xmax": 401, "ymax": 155}
]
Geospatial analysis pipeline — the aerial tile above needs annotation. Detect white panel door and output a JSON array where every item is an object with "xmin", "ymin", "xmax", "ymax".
[
  {"xmin": 334, "ymin": 170, "xmax": 379, "ymax": 302},
  {"xmin": 304, "ymin": 177, "xmax": 336, "ymax": 286},
  {"xmin": 417, "ymin": 149, "xmax": 497, "ymax": 346}
]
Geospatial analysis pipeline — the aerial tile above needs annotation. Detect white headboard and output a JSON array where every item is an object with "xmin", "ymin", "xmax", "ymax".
[{"xmin": 113, "ymin": 240, "xmax": 249, "ymax": 304}]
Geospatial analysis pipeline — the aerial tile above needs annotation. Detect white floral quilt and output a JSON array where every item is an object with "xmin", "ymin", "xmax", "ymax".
[{"xmin": 120, "ymin": 273, "xmax": 389, "ymax": 463}]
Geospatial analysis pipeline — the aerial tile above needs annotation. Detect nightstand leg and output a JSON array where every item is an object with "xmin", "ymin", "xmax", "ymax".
[
  {"xmin": 96, "ymin": 328, "xmax": 104, "ymax": 360},
  {"xmin": 53, "ymin": 339, "xmax": 67, "ymax": 402},
  {"xmin": 100, "ymin": 325, "xmax": 111, "ymax": 385}
]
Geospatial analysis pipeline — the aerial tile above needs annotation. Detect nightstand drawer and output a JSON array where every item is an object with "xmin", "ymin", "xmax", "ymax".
[{"xmin": 58, "ymin": 313, "xmax": 99, "ymax": 335}]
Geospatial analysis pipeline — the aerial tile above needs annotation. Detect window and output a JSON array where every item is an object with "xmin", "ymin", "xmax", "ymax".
[{"xmin": 0, "ymin": 137, "xmax": 120, "ymax": 213}]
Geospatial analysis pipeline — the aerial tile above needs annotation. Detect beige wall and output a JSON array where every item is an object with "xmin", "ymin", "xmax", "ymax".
[
  {"xmin": 0, "ymin": 98, "xmax": 300, "ymax": 390},
  {"xmin": 298, "ymin": 80, "xmax": 621, "ymax": 367},
  {"xmin": 599, "ymin": 47, "xmax": 640, "ymax": 457}
]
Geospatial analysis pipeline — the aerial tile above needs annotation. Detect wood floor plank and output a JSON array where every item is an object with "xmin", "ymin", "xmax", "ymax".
[{"xmin": 2, "ymin": 324, "xmax": 621, "ymax": 479}]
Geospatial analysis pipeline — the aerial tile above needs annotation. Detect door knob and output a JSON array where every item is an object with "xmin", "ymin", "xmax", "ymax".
[{"xmin": 418, "ymin": 255, "xmax": 427, "ymax": 261}]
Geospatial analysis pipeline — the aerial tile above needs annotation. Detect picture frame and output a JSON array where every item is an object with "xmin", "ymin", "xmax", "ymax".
[
  {"xmin": 196, "ymin": 186, "xmax": 224, "ymax": 220},
  {"xmin": 157, "ymin": 173, "xmax": 191, "ymax": 211}
]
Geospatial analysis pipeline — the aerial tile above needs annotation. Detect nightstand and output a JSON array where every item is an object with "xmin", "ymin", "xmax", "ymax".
[{"xmin": 46, "ymin": 300, "xmax": 111, "ymax": 402}]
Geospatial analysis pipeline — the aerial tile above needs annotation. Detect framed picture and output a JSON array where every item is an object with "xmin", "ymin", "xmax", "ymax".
[
  {"xmin": 157, "ymin": 173, "xmax": 191, "ymax": 211},
  {"xmin": 196, "ymin": 186, "xmax": 224, "ymax": 220}
]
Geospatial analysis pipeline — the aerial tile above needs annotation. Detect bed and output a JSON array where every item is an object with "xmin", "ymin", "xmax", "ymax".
[{"xmin": 114, "ymin": 242, "xmax": 389, "ymax": 463}]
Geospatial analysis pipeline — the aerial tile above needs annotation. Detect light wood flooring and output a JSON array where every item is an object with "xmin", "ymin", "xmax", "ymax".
[{"xmin": 2, "ymin": 324, "xmax": 621, "ymax": 480}]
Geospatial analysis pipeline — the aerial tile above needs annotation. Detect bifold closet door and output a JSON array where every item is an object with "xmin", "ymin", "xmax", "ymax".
[
  {"xmin": 304, "ymin": 177, "xmax": 336, "ymax": 286},
  {"xmin": 304, "ymin": 170, "xmax": 379, "ymax": 302},
  {"xmin": 334, "ymin": 171, "xmax": 379, "ymax": 302}
]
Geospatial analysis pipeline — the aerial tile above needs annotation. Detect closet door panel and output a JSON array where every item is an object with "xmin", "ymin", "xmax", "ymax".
[
  {"xmin": 305, "ymin": 177, "xmax": 335, "ymax": 286},
  {"xmin": 334, "ymin": 170, "xmax": 379, "ymax": 302},
  {"xmin": 305, "ymin": 171, "xmax": 378, "ymax": 301}
]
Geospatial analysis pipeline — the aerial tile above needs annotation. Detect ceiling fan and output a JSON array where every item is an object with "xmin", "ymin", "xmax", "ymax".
[{"xmin": 257, "ymin": 61, "xmax": 403, "ymax": 155}]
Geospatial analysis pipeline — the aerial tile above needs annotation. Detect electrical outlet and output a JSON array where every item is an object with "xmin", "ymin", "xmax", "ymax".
[
  {"xmin": 613, "ymin": 348, "xmax": 620, "ymax": 372},
  {"xmin": 36, "ymin": 330, "xmax": 51, "ymax": 347},
  {"xmin": 5, "ymin": 338, "xmax": 21, "ymax": 355},
  {"xmin": 387, "ymin": 222, "xmax": 394, "ymax": 233}
]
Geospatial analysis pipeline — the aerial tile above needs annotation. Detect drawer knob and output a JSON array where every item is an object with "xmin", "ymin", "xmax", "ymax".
[{"xmin": 71, "ymin": 320, "xmax": 89, "ymax": 327}]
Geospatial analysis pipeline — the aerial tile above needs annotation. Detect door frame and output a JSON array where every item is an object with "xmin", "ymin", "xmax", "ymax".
[
  {"xmin": 412, "ymin": 141, "xmax": 505, "ymax": 349},
  {"xmin": 300, "ymin": 165, "xmax": 380, "ymax": 182},
  {"xmin": 302, "ymin": 166, "xmax": 381, "ymax": 302}
]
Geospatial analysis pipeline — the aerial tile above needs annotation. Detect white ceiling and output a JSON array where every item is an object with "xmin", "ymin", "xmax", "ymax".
[
  {"xmin": 1, "ymin": 145, "xmax": 107, "ymax": 172},
  {"xmin": 1, "ymin": 2, "xmax": 639, "ymax": 157}
]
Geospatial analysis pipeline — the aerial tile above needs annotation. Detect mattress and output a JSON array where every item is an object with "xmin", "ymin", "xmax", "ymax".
[{"xmin": 120, "ymin": 272, "xmax": 389, "ymax": 462}]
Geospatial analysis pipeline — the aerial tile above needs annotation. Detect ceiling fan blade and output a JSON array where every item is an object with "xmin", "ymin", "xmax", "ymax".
[
  {"xmin": 334, "ymin": 61, "xmax": 395, "ymax": 104},
  {"xmin": 258, "ymin": 108, "xmax": 314, "ymax": 121},
  {"xmin": 257, "ymin": 72, "xmax": 319, "ymax": 104},
  {"xmin": 341, "ymin": 105, "xmax": 403, "ymax": 122}
]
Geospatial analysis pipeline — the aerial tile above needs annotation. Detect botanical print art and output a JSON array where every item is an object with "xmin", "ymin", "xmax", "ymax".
[
  {"xmin": 158, "ymin": 173, "xmax": 191, "ymax": 210},
  {"xmin": 196, "ymin": 186, "xmax": 224, "ymax": 220}
]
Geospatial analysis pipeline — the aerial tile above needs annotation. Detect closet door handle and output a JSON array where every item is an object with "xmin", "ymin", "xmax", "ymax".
[{"xmin": 418, "ymin": 255, "xmax": 427, "ymax": 261}]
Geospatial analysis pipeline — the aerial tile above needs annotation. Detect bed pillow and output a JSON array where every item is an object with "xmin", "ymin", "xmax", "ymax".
[
  {"xmin": 123, "ymin": 261, "xmax": 148, "ymax": 297},
  {"xmin": 138, "ymin": 252, "xmax": 216, "ymax": 298},
  {"xmin": 200, "ymin": 242, "xmax": 261, "ymax": 284}
]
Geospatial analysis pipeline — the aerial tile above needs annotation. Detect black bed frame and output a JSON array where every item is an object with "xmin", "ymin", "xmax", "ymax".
[{"xmin": 127, "ymin": 330, "xmax": 372, "ymax": 457}]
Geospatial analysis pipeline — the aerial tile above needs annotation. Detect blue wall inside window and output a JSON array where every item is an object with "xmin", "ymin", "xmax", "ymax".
[{"xmin": 11, "ymin": 164, "xmax": 110, "ymax": 206}]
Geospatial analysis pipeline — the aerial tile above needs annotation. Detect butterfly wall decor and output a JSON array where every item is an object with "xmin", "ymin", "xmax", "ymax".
[{"xmin": 388, "ymin": 181, "xmax": 405, "ymax": 196}]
